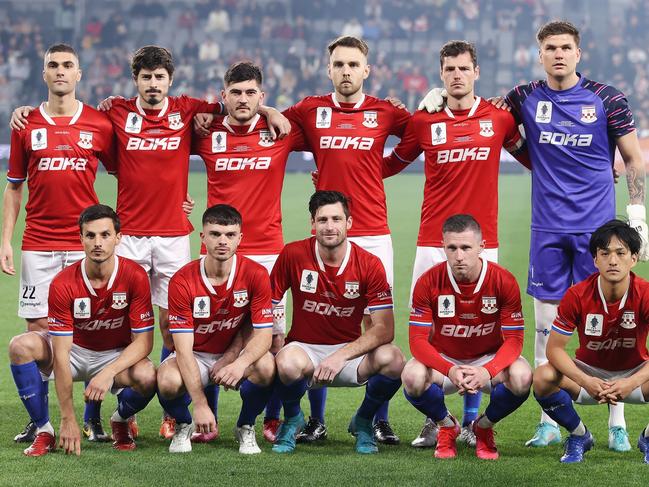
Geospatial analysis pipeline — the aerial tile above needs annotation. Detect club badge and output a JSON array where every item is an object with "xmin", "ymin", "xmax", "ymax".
[
  {"xmin": 78, "ymin": 131, "xmax": 93, "ymax": 149},
  {"xmin": 233, "ymin": 290, "xmax": 249, "ymax": 308},
  {"xmin": 258, "ymin": 130, "xmax": 275, "ymax": 147},
  {"xmin": 168, "ymin": 112, "xmax": 184, "ymax": 129},
  {"xmin": 479, "ymin": 119, "xmax": 494, "ymax": 137},
  {"xmin": 580, "ymin": 105, "xmax": 597, "ymax": 124},
  {"xmin": 481, "ymin": 296, "xmax": 498, "ymax": 314},
  {"xmin": 362, "ymin": 111, "xmax": 378, "ymax": 128},
  {"xmin": 111, "ymin": 292, "xmax": 128, "ymax": 310},
  {"xmin": 343, "ymin": 281, "xmax": 360, "ymax": 299}
]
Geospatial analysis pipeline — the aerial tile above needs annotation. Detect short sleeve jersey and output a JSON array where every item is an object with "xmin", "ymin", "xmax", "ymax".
[
  {"xmin": 7, "ymin": 103, "xmax": 115, "ymax": 250},
  {"xmin": 271, "ymin": 237, "xmax": 393, "ymax": 345},
  {"xmin": 168, "ymin": 255, "xmax": 273, "ymax": 354},
  {"xmin": 47, "ymin": 256, "xmax": 154, "ymax": 350}
]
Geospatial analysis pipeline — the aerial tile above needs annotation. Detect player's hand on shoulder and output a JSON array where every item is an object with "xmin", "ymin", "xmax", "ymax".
[
  {"xmin": 182, "ymin": 193, "xmax": 195, "ymax": 216},
  {"xmin": 193, "ymin": 403, "xmax": 217, "ymax": 434},
  {"xmin": 627, "ymin": 204, "xmax": 649, "ymax": 261},
  {"xmin": 264, "ymin": 107, "xmax": 291, "ymax": 140},
  {"xmin": 0, "ymin": 243, "xmax": 15, "ymax": 275},
  {"xmin": 418, "ymin": 88, "xmax": 447, "ymax": 113},
  {"xmin": 487, "ymin": 96, "xmax": 511, "ymax": 111},
  {"xmin": 310, "ymin": 170, "xmax": 319, "ymax": 188},
  {"xmin": 96, "ymin": 95, "xmax": 122, "ymax": 112},
  {"xmin": 84, "ymin": 370, "xmax": 113, "ymax": 402},
  {"xmin": 193, "ymin": 113, "xmax": 214, "ymax": 136},
  {"xmin": 10, "ymin": 105, "xmax": 36, "ymax": 130},
  {"xmin": 385, "ymin": 96, "xmax": 407, "ymax": 110},
  {"xmin": 59, "ymin": 417, "xmax": 81, "ymax": 456}
]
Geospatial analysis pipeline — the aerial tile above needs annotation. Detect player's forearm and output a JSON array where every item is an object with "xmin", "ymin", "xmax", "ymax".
[
  {"xmin": 103, "ymin": 332, "xmax": 153, "ymax": 378},
  {"xmin": 546, "ymin": 344, "xmax": 590, "ymax": 387},
  {"xmin": 221, "ymin": 328, "xmax": 245, "ymax": 364},
  {"xmin": 53, "ymin": 354, "xmax": 76, "ymax": 420},
  {"xmin": 483, "ymin": 334, "xmax": 523, "ymax": 378},
  {"xmin": 409, "ymin": 328, "xmax": 454, "ymax": 376},
  {"xmin": 338, "ymin": 320, "xmax": 393, "ymax": 361},
  {"xmin": 2, "ymin": 183, "xmax": 22, "ymax": 244},
  {"xmin": 175, "ymin": 351, "xmax": 209, "ymax": 407},
  {"xmin": 625, "ymin": 159, "xmax": 646, "ymax": 204},
  {"xmin": 236, "ymin": 329, "xmax": 271, "ymax": 369},
  {"xmin": 382, "ymin": 153, "xmax": 410, "ymax": 179},
  {"xmin": 626, "ymin": 361, "xmax": 649, "ymax": 389}
]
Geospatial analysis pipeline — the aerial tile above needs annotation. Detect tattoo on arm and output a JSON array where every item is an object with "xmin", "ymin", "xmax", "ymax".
[{"xmin": 626, "ymin": 166, "xmax": 646, "ymax": 203}]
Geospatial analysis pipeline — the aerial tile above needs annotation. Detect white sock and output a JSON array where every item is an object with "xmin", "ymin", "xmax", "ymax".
[
  {"xmin": 608, "ymin": 402, "xmax": 626, "ymax": 429},
  {"xmin": 540, "ymin": 410, "xmax": 558, "ymax": 428},
  {"xmin": 570, "ymin": 422, "xmax": 586, "ymax": 436},
  {"xmin": 534, "ymin": 299, "xmax": 560, "ymax": 428},
  {"xmin": 111, "ymin": 410, "xmax": 127, "ymax": 423},
  {"xmin": 36, "ymin": 421, "xmax": 54, "ymax": 435},
  {"xmin": 438, "ymin": 415, "xmax": 455, "ymax": 427},
  {"xmin": 644, "ymin": 424, "xmax": 649, "ymax": 437}
]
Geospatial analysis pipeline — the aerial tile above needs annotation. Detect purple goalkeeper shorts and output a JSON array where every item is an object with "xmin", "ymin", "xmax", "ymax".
[{"xmin": 527, "ymin": 230, "xmax": 596, "ymax": 300}]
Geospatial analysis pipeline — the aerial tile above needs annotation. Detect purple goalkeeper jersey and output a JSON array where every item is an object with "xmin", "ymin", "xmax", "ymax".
[{"xmin": 506, "ymin": 75, "xmax": 635, "ymax": 233}]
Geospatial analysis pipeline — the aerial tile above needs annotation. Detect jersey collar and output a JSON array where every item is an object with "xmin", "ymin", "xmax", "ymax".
[
  {"xmin": 331, "ymin": 92, "xmax": 365, "ymax": 109},
  {"xmin": 200, "ymin": 254, "xmax": 237, "ymax": 294},
  {"xmin": 597, "ymin": 275, "xmax": 629, "ymax": 314},
  {"xmin": 446, "ymin": 257, "xmax": 488, "ymax": 295},
  {"xmin": 315, "ymin": 239, "xmax": 352, "ymax": 276},
  {"xmin": 443, "ymin": 96, "xmax": 481, "ymax": 119},
  {"xmin": 39, "ymin": 100, "xmax": 84, "ymax": 125},
  {"xmin": 136, "ymin": 96, "xmax": 169, "ymax": 117},
  {"xmin": 222, "ymin": 113, "xmax": 261, "ymax": 134},
  {"xmin": 80, "ymin": 255, "xmax": 119, "ymax": 296}
]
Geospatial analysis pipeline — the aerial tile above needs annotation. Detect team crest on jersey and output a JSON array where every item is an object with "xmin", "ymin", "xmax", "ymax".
[
  {"xmin": 580, "ymin": 105, "xmax": 597, "ymax": 124},
  {"xmin": 584, "ymin": 313, "xmax": 603, "ymax": 336},
  {"xmin": 212, "ymin": 131, "xmax": 227, "ymax": 153},
  {"xmin": 479, "ymin": 120, "xmax": 494, "ymax": 137},
  {"xmin": 343, "ymin": 281, "xmax": 360, "ymax": 299},
  {"xmin": 111, "ymin": 292, "xmax": 128, "ymax": 310},
  {"xmin": 316, "ymin": 107, "xmax": 332, "ymax": 128},
  {"xmin": 481, "ymin": 296, "xmax": 498, "ymax": 314},
  {"xmin": 300, "ymin": 270, "xmax": 318, "ymax": 293},
  {"xmin": 233, "ymin": 290, "xmax": 249, "ymax": 308},
  {"xmin": 73, "ymin": 297, "xmax": 91, "ymax": 319},
  {"xmin": 193, "ymin": 296, "xmax": 211, "ymax": 318},
  {"xmin": 258, "ymin": 130, "xmax": 275, "ymax": 147},
  {"xmin": 438, "ymin": 295, "xmax": 455, "ymax": 318},
  {"xmin": 168, "ymin": 112, "xmax": 184, "ymax": 129},
  {"xmin": 31, "ymin": 128, "xmax": 47, "ymax": 151},
  {"xmin": 362, "ymin": 111, "xmax": 378, "ymax": 128},
  {"xmin": 620, "ymin": 311, "xmax": 637, "ymax": 329},
  {"xmin": 535, "ymin": 101, "xmax": 552, "ymax": 123},
  {"xmin": 78, "ymin": 131, "xmax": 93, "ymax": 149},
  {"xmin": 430, "ymin": 123, "xmax": 447, "ymax": 145},
  {"xmin": 273, "ymin": 304, "xmax": 285, "ymax": 321},
  {"xmin": 125, "ymin": 112, "xmax": 143, "ymax": 134}
]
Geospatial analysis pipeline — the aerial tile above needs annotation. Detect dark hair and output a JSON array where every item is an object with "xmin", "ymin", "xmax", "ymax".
[
  {"xmin": 327, "ymin": 36, "xmax": 369, "ymax": 57},
  {"xmin": 78, "ymin": 204, "xmax": 120, "ymax": 233},
  {"xmin": 537, "ymin": 20, "xmax": 580, "ymax": 46},
  {"xmin": 224, "ymin": 61, "xmax": 263, "ymax": 87},
  {"xmin": 308, "ymin": 190, "xmax": 350, "ymax": 219},
  {"xmin": 439, "ymin": 40, "xmax": 478, "ymax": 69},
  {"xmin": 131, "ymin": 45, "xmax": 174, "ymax": 78},
  {"xmin": 44, "ymin": 43, "xmax": 78, "ymax": 62},
  {"xmin": 442, "ymin": 214, "xmax": 482, "ymax": 237},
  {"xmin": 202, "ymin": 204, "xmax": 242, "ymax": 227},
  {"xmin": 589, "ymin": 219, "xmax": 641, "ymax": 257}
]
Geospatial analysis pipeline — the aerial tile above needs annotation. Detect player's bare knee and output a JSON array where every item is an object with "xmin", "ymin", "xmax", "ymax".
[
  {"xmin": 8, "ymin": 333, "xmax": 41, "ymax": 364},
  {"xmin": 275, "ymin": 349, "xmax": 306, "ymax": 383},
  {"xmin": 506, "ymin": 364, "xmax": 533, "ymax": 396},
  {"xmin": 401, "ymin": 359, "xmax": 428, "ymax": 395},
  {"xmin": 131, "ymin": 360, "xmax": 157, "ymax": 395},
  {"xmin": 376, "ymin": 344, "xmax": 405, "ymax": 378},
  {"xmin": 249, "ymin": 353, "xmax": 275, "ymax": 386},
  {"xmin": 532, "ymin": 363, "xmax": 560, "ymax": 397},
  {"xmin": 157, "ymin": 364, "xmax": 183, "ymax": 399}
]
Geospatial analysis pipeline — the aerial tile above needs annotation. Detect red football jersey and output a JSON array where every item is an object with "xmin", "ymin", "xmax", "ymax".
[
  {"xmin": 284, "ymin": 94, "xmax": 410, "ymax": 236},
  {"xmin": 7, "ymin": 103, "xmax": 115, "ymax": 251},
  {"xmin": 553, "ymin": 273, "xmax": 649, "ymax": 370},
  {"xmin": 409, "ymin": 259, "xmax": 525, "ymax": 377},
  {"xmin": 271, "ymin": 237, "xmax": 393, "ymax": 345},
  {"xmin": 107, "ymin": 96, "xmax": 219, "ymax": 236},
  {"xmin": 168, "ymin": 255, "xmax": 274, "ymax": 354},
  {"xmin": 192, "ymin": 114, "xmax": 306, "ymax": 254},
  {"xmin": 47, "ymin": 256, "xmax": 154, "ymax": 351},
  {"xmin": 388, "ymin": 98, "xmax": 524, "ymax": 248}
]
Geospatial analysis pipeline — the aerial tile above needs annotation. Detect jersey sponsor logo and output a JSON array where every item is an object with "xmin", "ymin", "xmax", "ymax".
[
  {"xmin": 511, "ymin": 311, "xmax": 523, "ymax": 320},
  {"xmin": 74, "ymin": 297, "xmax": 91, "ymax": 319},
  {"xmin": 125, "ymin": 112, "xmax": 143, "ymax": 134},
  {"xmin": 438, "ymin": 295, "xmax": 455, "ymax": 318},
  {"xmin": 620, "ymin": 311, "xmax": 636, "ymax": 329},
  {"xmin": 140, "ymin": 311, "xmax": 153, "ymax": 320},
  {"xmin": 212, "ymin": 131, "xmax": 227, "ymax": 152},
  {"xmin": 31, "ymin": 128, "xmax": 47, "ymax": 151},
  {"xmin": 214, "ymin": 156, "xmax": 271, "ymax": 171},
  {"xmin": 302, "ymin": 299, "xmax": 355, "ymax": 317},
  {"xmin": 126, "ymin": 137, "xmax": 181, "ymax": 151},
  {"xmin": 111, "ymin": 292, "xmax": 128, "ymax": 310},
  {"xmin": 440, "ymin": 322, "xmax": 496, "ymax": 338},
  {"xmin": 258, "ymin": 130, "xmax": 275, "ymax": 147},
  {"xmin": 538, "ymin": 131, "xmax": 592, "ymax": 147},
  {"xmin": 300, "ymin": 270, "xmax": 318, "ymax": 293},
  {"xmin": 168, "ymin": 112, "xmax": 184, "ymax": 129},
  {"xmin": 316, "ymin": 107, "xmax": 332, "ymax": 128},
  {"xmin": 193, "ymin": 296, "xmax": 211, "ymax": 318},
  {"xmin": 479, "ymin": 120, "xmax": 494, "ymax": 137},
  {"xmin": 584, "ymin": 313, "xmax": 603, "ymax": 336},
  {"xmin": 437, "ymin": 147, "xmax": 490, "ymax": 164},
  {"xmin": 319, "ymin": 135, "xmax": 374, "ymax": 150},
  {"xmin": 430, "ymin": 123, "xmax": 447, "ymax": 145},
  {"xmin": 196, "ymin": 314, "xmax": 244, "ymax": 334},
  {"xmin": 76, "ymin": 316, "xmax": 125, "ymax": 331},
  {"xmin": 37, "ymin": 157, "xmax": 88, "ymax": 171},
  {"xmin": 580, "ymin": 106, "xmax": 597, "ymax": 124},
  {"xmin": 233, "ymin": 290, "xmax": 249, "ymax": 308},
  {"xmin": 343, "ymin": 281, "xmax": 360, "ymax": 299},
  {"xmin": 362, "ymin": 110, "xmax": 378, "ymax": 128},
  {"xmin": 535, "ymin": 101, "xmax": 552, "ymax": 123},
  {"xmin": 481, "ymin": 296, "xmax": 498, "ymax": 314},
  {"xmin": 586, "ymin": 337, "xmax": 636, "ymax": 351},
  {"xmin": 78, "ymin": 131, "xmax": 93, "ymax": 149}
]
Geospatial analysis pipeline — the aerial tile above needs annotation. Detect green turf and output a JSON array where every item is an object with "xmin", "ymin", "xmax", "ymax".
[{"xmin": 1, "ymin": 173, "xmax": 648, "ymax": 486}]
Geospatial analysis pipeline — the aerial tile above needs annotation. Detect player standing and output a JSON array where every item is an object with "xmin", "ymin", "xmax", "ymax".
[
  {"xmin": 533, "ymin": 219, "xmax": 649, "ymax": 463},
  {"xmin": 403, "ymin": 214, "xmax": 531, "ymax": 460}
]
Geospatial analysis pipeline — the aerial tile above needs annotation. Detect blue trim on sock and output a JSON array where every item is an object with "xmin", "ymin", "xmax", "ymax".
[{"xmin": 462, "ymin": 391, "xmax": 482, "ymax": 426}]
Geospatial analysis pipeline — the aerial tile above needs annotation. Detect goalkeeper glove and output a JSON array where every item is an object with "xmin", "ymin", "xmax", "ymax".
[
  {"xmin": 627, "ymin": 204, "xmax": 649, "ymax": 261},
  {"xmin": 418, "ymin": 88, "xmax": 447, "ymax": 113}
]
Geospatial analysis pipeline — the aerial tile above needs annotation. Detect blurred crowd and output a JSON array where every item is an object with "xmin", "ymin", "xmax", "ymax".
[{"xmin": 1, "ymin": 0, "xmax": 649, "ymax": 142}]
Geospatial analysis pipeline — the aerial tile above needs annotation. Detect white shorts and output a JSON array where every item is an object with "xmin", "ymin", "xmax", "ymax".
[
  {"xmin": 283, "ymin": 341, "xmax": 366, "ymax": 387},
  {"xmin": 348, "ymin": 234, "xmax": 394, "ymax": 288},
  {"xmin": 19, "ymin": 250, "xmax": 85, "ymax": 318},
  {"xmin": 117, "ymin": 235, "xmax": 191, "ymax": 308},
  {"xmin": 409, "ymin": 246, "xmax": 499, "ymax": 304},
  {"xmin": 246, "ymin": 254, "xmax": 286, "ymax": 335},
  {"xmin": 574, "ymin": 359, "xmax": 647, "ymax": 404},
  {"xmin": 163, "ymin": 350, "xmax": 223, "ymax": 388},
  {"xmin": 437, "ymin": 353, "xmax": 529, "ymax": 394}
]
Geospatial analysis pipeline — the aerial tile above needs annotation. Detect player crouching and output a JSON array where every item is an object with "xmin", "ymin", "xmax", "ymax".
[
  {"xmin": 270, "ymin": 191, "xmax": 405, "ymax": 454},
  {"xmin": 534, "ymin": 219, "xmax": 649, "ymax": 463},
  {"xmin": 402, "ymin": 215, "xmax": 531, "ymax": 460},
  {"xmin": 156, "ymin": 205, "xmax": 275, "ymax": 454}
]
